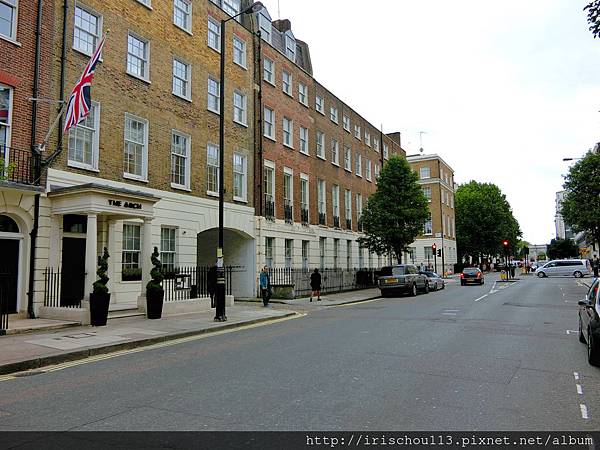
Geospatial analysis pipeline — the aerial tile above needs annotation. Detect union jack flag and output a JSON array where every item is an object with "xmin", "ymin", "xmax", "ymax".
[{"xmin": 63, "ymin": 35, "xmax": 106, "ymax": 133}]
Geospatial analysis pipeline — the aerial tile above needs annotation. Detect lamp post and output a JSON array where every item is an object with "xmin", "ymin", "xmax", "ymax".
[
  {"xmin": 215, "ymin": 1, "xmax": 263, "ymax": 322},
  {"xmin": 562, "ymin": 157, "xmax": 584, "ymax": 161}
]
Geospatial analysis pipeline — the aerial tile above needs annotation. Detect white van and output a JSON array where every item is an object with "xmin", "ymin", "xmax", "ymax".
[{"xmin": 535, "ymin": 259, "xmax": 591, "ymax": 278}]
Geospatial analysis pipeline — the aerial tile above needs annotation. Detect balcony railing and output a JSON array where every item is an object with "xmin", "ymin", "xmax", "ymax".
[
  {"xmin": 333, "ymin": 216, "xmax": 340, "ymax": 228},
  {"xmin": 301, "ymin": 207, "xmax": 309, "ymax": 225},
  {"xmin": 346, "ymin": 218, "xmax": 352, "ymax": 230},
  {"xmin": 1, "ymin": 145, "xmax": 42, "ymax": 186},
  {"xmin": 284, "ymin": 202, "xmax": 293, "ymax": 224},
  {"xmin": 265, "ymin": 199, "xmax": 275, "ymax": 221},
  {"xmin": 318, "ymin": 212, "xmax": 326, "ymax": 226}
]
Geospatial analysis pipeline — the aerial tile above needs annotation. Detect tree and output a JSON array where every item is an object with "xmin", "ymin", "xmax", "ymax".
[
  {"xmin": 358, "ymin": 155, "xmax": 429, "ymax": 263},
  {"xmin": 560, "ymin": 151, "xmax": 600, "ymax": 249},
  {"xmin": 537, "ymin": 251, "xmax": 547, "ymax": 261},
  {"xmin": 585, "ymin": 1, "xmax": 600, "ymax": 39},
  {"xmin": 546, "ymin": 238, "xmax": 580, "ymax": 260},
  {"xmin": 455, "ymin": 181, "xmax": 521, "ymax": 262}
]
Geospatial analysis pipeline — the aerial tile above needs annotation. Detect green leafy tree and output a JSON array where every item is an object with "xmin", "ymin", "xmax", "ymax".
[
  {"xmin": 585, "ymin": 1, "xmax": 600, "ymax": 38},
  {"xmin": 546, "ymin": 238, "xmax": 580, "ymax": 260},
  {"xmin": 560, "ymin": 151, "xmax": 600, "ymax": 248},
  {"xmin": 537, "ymin": 251, "xmax": 547, "ymax": 261},
  {"xmin": 358, "ymin": 155, "xmax": 429, "ymax": 263},
  {"xmin": 455, "ymin": 181, "xmax": 521, "ymax": 262}
]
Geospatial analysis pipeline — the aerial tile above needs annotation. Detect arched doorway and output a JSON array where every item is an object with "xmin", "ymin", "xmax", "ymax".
[
  {"xmin": 196, "ymin": 228, "xmax": 255, "ymax": 299},
  {"xmin": 0, "ymin": 214, "xmax": 21, "ymax": 313}
]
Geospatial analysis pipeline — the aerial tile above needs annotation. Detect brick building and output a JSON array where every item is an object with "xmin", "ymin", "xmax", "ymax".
[
  {"xmin": 0, "ymin": 0, "xmax": 54, "ymax": 318},
  {"xmin": 406, "ymin": 153, "xmax": 457, "ymax": 275}
]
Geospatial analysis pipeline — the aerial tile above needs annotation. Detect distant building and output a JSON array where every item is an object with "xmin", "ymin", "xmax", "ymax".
[
  {"xmin": 555, "ymin": 191, "xmax": 573, "ymax": 240},
  {"xmin": 528, "ymin": 244, "xmax": 548, "ymax": 260}
]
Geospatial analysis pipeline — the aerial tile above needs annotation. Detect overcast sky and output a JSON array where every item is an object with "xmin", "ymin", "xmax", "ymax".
[{"xmin": 260, "ymin": 0, "xmax": 600, "ymax": 245}]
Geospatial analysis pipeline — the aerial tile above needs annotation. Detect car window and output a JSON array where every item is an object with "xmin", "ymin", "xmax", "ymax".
[
  {"xmin": 393, "ymin": 267, "xmax": 406, "ymax": 276},
  {"xmin": 545, "ymin": 262, "xmax": 556, "ymax": 268},
  {"xmin": 463, "ymin": 268, "xmax": 479, "ymax": 274},
  {"xmin": 588, "ymin": 279, "xmax": 600, "ymax": 302}
]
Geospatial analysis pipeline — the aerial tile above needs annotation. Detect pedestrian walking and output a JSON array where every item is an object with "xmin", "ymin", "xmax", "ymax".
[
  {"xmin": 259, "ymin": 266, "xmax": 271, "ymax": 307},
  {"xmin": 592, "ymin": 254, "xmax": 599, "ymax": 278},
  {"xmin": 207, "ymin": 265, "xmax": 217, "ymax": 308},
  {"xmin": 310, "ymin": 268, "xmax": 322, "ymax": 302}
]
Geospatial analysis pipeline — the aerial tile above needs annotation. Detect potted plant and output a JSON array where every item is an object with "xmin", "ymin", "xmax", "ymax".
[
  {"xmin": 146, "ymin": 247, "xmax": 164, "ymax": 319},
  {"xmin": 90, "ymin": 247, "xmax": 110, "ymax": 326}
]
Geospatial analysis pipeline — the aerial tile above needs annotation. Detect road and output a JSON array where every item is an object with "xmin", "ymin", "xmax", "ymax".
[{"xmin": 0, "ymin": 274, "xmax": 598, "ymax": 431}]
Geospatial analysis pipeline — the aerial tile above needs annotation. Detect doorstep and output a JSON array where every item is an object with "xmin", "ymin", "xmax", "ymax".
[{"xmin": 5, "ymin": 318, "xmax": 80, "ymax": 336}]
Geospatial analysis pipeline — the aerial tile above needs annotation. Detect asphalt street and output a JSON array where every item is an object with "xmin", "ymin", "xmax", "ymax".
[{"xmin": 0, "ymin": 273, "xmax": 597, "ymax": 431}]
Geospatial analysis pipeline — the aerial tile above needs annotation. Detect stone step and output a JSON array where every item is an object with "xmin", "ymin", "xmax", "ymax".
[{"xmin": 107, "ymin": 308, "xmax": 145, "ymax": 319}]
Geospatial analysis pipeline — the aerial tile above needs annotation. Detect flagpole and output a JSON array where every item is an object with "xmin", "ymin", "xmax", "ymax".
[{"xmin": 37, "ymin": 102, "xmax": 66, "ymax": 153}]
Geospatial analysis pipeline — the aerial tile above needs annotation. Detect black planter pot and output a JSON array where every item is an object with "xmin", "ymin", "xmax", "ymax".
[
  {"xmin": 146, "ymin": 289, "xmax": 164, "ymax": 319},
  {"xmin": 89, "ymin": 292, "xmax": 110, "ymax": 326}
]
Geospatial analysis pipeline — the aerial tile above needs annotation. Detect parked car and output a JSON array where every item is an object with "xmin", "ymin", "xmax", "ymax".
[
  {"xmin": 578, "ymin": 278, "xmax": 600, "ymax": 365},
  {"xmin": 378, "ymin": 264, "xmax": 429, "ymax": 297},
  {"xmin": 535, "ymin": 259, "xmax": 591, "ymax": 278},
  {"xmin": 420, "ymin": 271, "xmax": 445, "ymax": 290},
  {"xmin": 460, "ymin": 267, "xmax": 484, "ymax": 285}
]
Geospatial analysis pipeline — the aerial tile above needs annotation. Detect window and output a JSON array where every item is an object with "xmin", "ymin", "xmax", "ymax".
[
  {"xmin": 300, "ymin": 175, "xmax": 309, "ymax": 218},
  {"xmin": 172, "ymin": 58, "xmax": 191, "ymax": 100},
  {"xmin": 317, "ymin": 179, "xmax": 326, "ymax": 217},
  {"xmin": 441, "ymin": 190, "xmax": 446, "ymax": 204},
  {"xmin": 343, "ymin": 115, "xmax": 350, "ymax": 132},
  {"xmin": 383, "ymin": 143, "xmax": 389, "ymax": 160},
  {"xmin": 345, "ymin": 189, "xmax": 352, "ymax": 221},
  {"xmin": 282, "ymin": 70, "xmax": 292, "ymax": 96},
  {"xmin": 344, "ymin": 147, "xmax": 351, "ymax": 171},
  {"xmin": 330, "ymin": 106, "xmax": 338, "ymax": 124},
  {"xmin": 333, "ymin": 239, "xmax": 339, "ymax": 269},
  {"xmin": 207, "ymin": 18, "xmax": 220, "ymax": 51},
  {"xmin": 423, "ymin": 212, "xmax": 432, "ymax": 234},
  {"xmin": 423, "ymin": 187, "xmax": 432, "ymax": 201},
  {"xmin": 207, "ymin": 77, "xmax": 220, "ymax": 113},
  {"xmin": 358, "ymin": 244, "xmax": 364, "ymax": 269},
  {"xmin": 122, "ymin": 224, "xmax": 141, "ymax": 278},
  {"xmin": 264, "ymin": 162, "xmax": 275, "ymax": 205},
  {"xmin": 68, "ymin": 101, "xmax": 99, "ymax": 170},
  {"xmin": 136, "ymin": 0, "xmax": 151, "ymax": 7},
  {"xmin": 283, "ymin": 169, "xmax": 293, "ymax": 212},
  {"xmin": 259, "ymin": 11, "xmax": 271, "ymax": 44},
  {"xmin": 354, "ymin": 124, "xmax": 361, "ymax": 139},
  {"xmin": 315, "ymin": 95, "xmax": 324, "ymax": 114},
  {"xmin": 263, "ymin": 107, "xmax": 274, "ymax": 139},
  {"xmin": 232, "ymin": 36, "xmax": 246, "ymax": 68},
  {"xmin": 346, "ymin": 240, "xmax": 352, "ymax": 269},
  {"xmin": 73, "ymin": 5, "xmax": 101, "ymax": 56},
  {"xmin": 171, "ymin": 130, "xmax": 190, "ymax": 189},
  {"xmin": 302, "ymin": 240, "xmax": 309, "ymax": 270},
  {"xmin": 332, "ymin": 185, "xmax": 339, "ymax": 220},
  {"xmin": 374, "ymin": 138, "xmax": 379, "ymax": 152},
  {"xmin": 263, "ymin": 57, "xmax": 274, "ymax": 84},
  {"xmin": 0, "ymin": 85, "xmax": 10, "ymax": 149},
  {"xmin": 233, "ymin": 152, "xmax": 247, "ymax": 201},
  {"xmin": 355, "ymin": 153, "xmax": 362, "ymax": 177},
  {"xmin": 365, "ymin": 159, "xmax": 372, "ymax": 181},
  {"xmin": 265, "ymin": 237, "xmax": 274, "ymax": 268},
  {"xmin": 316, "ymin": 131, "xmax": 325, "ymax": 159},
  {"xmin": 283, "ymin": 117, "xmax": 293, "ymax": 147},
  {"xmin": 424, "ymin": 245, "xmax": 433, "ymax": 261},
  {"xmin": 298, "ymin": 82, "xmax": 308, "ymax": 106},
  {"xmin": 285, "ymin": 239, "xmax": 293, "ymax": 268},
  {"xmin": 161, "ymin": 227, "xmax": 177, "ymax": 272},
  {"xmin": 450, "ymin": 195, "xmax": 454, "ymax": 209},
  {"xmin": 420, "ymin": 167, "xmax": 431, "ymax": 179},
  {"xmin": 222, "ymin": 0, "xmax": 241, "ymax": 17},
  {"xmin": 123, "ymin": 114, "xmax": 148, "ymax": 180},
  {"xmin": 365, "ymin": 131, "xmax": 371, "ymax": 147},
  {"xmin": 374, "ymin": 163, "xmax": 380, "ymax": 180},
  {"xmin": 319, "ymin": 237, "xmax": 326, "ymax": 269},
  {"xmin": 285, "ymin": 32, "xmax": 295, "ymax": 60},
  {"xmin": 299, "ymin": 126, "xmax": 308, "ymax": 154},
  {"xmin": 0, "ymin": 0, "xmax": 17, "ymax": 41},
  {"xmin": 233, "ymin": 91, "xmax": 247, "ymax": 126},
  {"xmin": 331, "ymin": 139, "xmax": 339, "ymax": 165},
  {"xmin": 173, "ymin": 0, "xmax": 191, "ymax": 32},
  {"xmin": 356, "ymin": 193, "xmax": 363, "ymax": 221},
  {"xmin": 127, "ymin": 33, "xmax": 149, "ymax": 81},
  {"xmin": 206, "ymin": 143, "xmax": 220, "ymax": 195}
]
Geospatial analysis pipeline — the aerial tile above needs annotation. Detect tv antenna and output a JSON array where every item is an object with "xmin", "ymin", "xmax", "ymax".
[{"xmin": 419, "ymin": 131, "xmax": 427, "ymax": 153}]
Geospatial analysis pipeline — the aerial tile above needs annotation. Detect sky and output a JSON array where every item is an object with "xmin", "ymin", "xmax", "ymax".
[{"xmin": 259, "ymin": 0, "xmax": 600, "ymax": 245}]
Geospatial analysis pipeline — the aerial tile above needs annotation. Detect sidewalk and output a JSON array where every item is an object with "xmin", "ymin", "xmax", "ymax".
[
  {"xmin": 0, "ymin": 305, "xmax": 295, "ymax": 376},
  {"xmin": 238, "ymin": 287, "xmax": 382, "ymax": 307}
]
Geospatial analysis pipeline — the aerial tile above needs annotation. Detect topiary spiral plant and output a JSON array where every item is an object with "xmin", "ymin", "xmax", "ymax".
[
  {"xmin": 92, "ymin": 247, "xmax": 110, "ymax": 296},
  {"xmin": 146, "ymin": 247, "xmax": 164, "ymax": 294}
]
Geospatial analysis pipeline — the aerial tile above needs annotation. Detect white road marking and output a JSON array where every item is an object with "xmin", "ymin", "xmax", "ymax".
[
  {"xmin": 442, "ymin": 312, "xmax": 457, "ymax": 316},
  {"xmin": 580, "ymin": 404, "xmax": 589, "ymax": 419},
  {"xmin": 577, "ymin": 384, "xmax": 583, "ymax": 395},
  {"xmin": 574, "ymin": 372, "xmax": 580, "ymax": 380},
  {"xmin": 474, "ymin": 294, "xmax": 488, "ymax": 302},
  {"xmin": 444, "ymin": 309, "xmax": 460, "ymax": 312},
  {"xmin": 566, "ymin": 330, "xmax": 579, "ymax": 335}
]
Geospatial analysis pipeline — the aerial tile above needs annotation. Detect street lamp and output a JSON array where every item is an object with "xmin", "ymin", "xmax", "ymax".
[
  {"xmin": 215, "ymin": 1, "xmax": 264, "ymax": 322},
  {"xmin": 562, "ymin": 157, "xmax": 584, "ymax": 161}
]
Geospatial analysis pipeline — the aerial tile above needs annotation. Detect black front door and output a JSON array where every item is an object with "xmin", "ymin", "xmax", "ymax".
[
  {"xmin": 61, "ymin": 238, "xmax": 86, "ymax": 307},
  {"xmin": 0, "ymin": 239, "xmax": 19, "ymax": 314}
]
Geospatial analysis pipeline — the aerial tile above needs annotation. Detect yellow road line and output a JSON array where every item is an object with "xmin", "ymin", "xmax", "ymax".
[{"xmin": 329, "ymin": 298, "xmax": 382, "ymax": 308}]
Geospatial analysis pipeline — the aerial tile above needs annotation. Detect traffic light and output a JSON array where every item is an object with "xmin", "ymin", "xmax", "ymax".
[
  {"xmin": 502, "ymin": 240, "xmax": 509, "ymax": 248},
  {"xmin": 432, "ymin": 243, "xmax": 437, "ymax": 252},
  {"xmin": 437, "ymin": 249, "xmax": 442, "ymax": 257}
]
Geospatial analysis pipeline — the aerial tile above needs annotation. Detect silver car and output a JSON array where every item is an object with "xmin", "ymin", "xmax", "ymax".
[
  {"xmin": 378, "ymin": 264, "xmax": 429, "ymax": 297},
  {"xmin": 536, "ymin": 259, "xmax": 591, "ymax": 278}
]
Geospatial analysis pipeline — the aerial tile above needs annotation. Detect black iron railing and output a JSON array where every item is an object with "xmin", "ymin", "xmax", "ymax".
[
  {"xmin": 301, "ymin": 207, "xmax": 309, "ymax": 225},
  {"xmin": 44, "ymin": 268, "xmax": 83, "ymax": 308},
  {"xmin": 346, "ymin": 218, "xmax": 352, "ymax": 230},
  {"xmin": 333, "ymin": 216, "xmax": 340, "ymax": 228},
  {"xmin": 0, "ymin": 270, "xmax": 14, "ymax": 335},
  {"xmin": 266, "ymin": 267, "xmax": 379, "ymax": 298},
  {"xmin": 265, "ymin": 200, "xmax": 275, "ymax": 221},
  {"xmin": 318, "ymin": 212, "xmax": 326, "ymax": 225},
  {"xmin": 161, "ymin": 266, "xmax": 233, "ymax": 302},
  {"xmin": 1, "ymin": 145, "xmax": 42, "ymax": 186},
  {"xmin": 284, "ymin": 203, "xmax": 293, "ymax": 224}
]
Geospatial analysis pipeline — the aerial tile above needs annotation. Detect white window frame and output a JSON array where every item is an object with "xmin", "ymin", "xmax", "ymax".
[
  {"xmin": 173, "ymin": 0, "xmax": 192, "ymax": 34},
  {"xmin": 354, "ymin": 124, "xmax": 361, "ymax": 140},
  {"xmin": 263, "ymin": 57, "xmax": 274, "ymax": 85},
  {"xmin": 285, "ymin": 32, "xmax": 295, "ymax": 60},
  {"xmin": 206, "ymin": 143, "xmax": 220, "ymax": 196},
  {"xmin": 232, "ymin": 35, "xmax": 247, "ymax": 68},
  {"xmin": 222, "ymin": 0, "xmax": 241, "ymax": 17},
  {"xmin": 383, "ymin": 143, "xmax": 389, "ymax": 160},
  {"xmin": 315, "ymin": 95, "xmax": 324, "ymax": 114},
  {"xmin": 374, "ymin": 163, "xmax": 380, "ymax": 179},
  {"xmin": 126, "ymin": 32, "xmax": 150, "ymax": 82},
  {"xmin": 317, "ymin": 179, "xmax": 326, "ymax": 217},
  {"xmin": 68, "ymin": 101, "xmax": 100, "ymax": 171},
  {"xmin": 298, "ymin": 82, "xmax": 308, "ymax": 106},
  {"xmin": 285, "ymin": 239, "xmax": 293, "ymax": 268},
  {"xmin": 355, "ymin": 153, "xmax": 362, "ymax": 177},
  {"xmin": 259, "ymin": 12, "xmax": 272, "ymax": 44},
  {"xmin": 263, "ymin": 106, "xmax": 275, "ymax": 140},
  {"xmin": 232, "ymin": 152, "xmax": 247, "ymax": 202},
  {"xmin": 172, "ymin": 57, "xmax": 191, "ymax": 101},
  {"xmin": 0, "ymin": 0, "xmax": 18, "ymax": 42},
  {"xmin": 299, "ymin": 126, "xmax": 309, "ymax": 155},
  {"xmin": 420, "ymin": 166, "xmax": 431, "ymax": 179},
  {"xmin": 207, "ymin": 17, "xmax": 221, "ymax": 52},
  {"xmin": 122, "ymin": 223, "xmax": 141, "ymax": 274},
  {"xmin": 345, "ymin": 189, "xmax": 352, "ymax": 221},
  {"xmin": 342, "ymin": 114, "xmax": 350, "ymax": 132},
  {"xmin": 302, "ymin": 240, "xmax": 309, "ymax": 270},
  {"xmin": 365, "ymin": 131, "xmax": 371, "ymax": 147},
  {"xmin": 123, "ymin": 113, "xmax": 148, "ymax": 181},
  {"xmin": 300, "ymin": 173, "xmax": 309, "ymax": 219},
  {"xmin": 264, "ymin": 159, "xmax": 275, "ymax": 209},
  {"xmin": 283, "ymin": 167, "xmax": 293, "ymax": 212},
  {"xmin": 423, "ymin": 213, "xmax": 433, "ymax": 235},
  {"xmin": 160, "ymin": 226, "xmax": 177, "ymax": 272},
  {"xmin": 136, "ymin": 0, "xmax": 152, "ymax": 8},
  {"xmin": 365, "ymin": 159, "xmax": 372, "ymax": 181},
  {"xmin": 356, "ymin": 193, "xmax": 363, "ymax": 223},
  {"xmin": 423, "ymin": 187, "xmax": 432, "ymax": 202},
  {"xmin": 207, "ymin": 76, "xmax": 220, "ymax": 113},
  {"xmin": 374, "ymin": 138, "xmax": 379, "ymax": 152},
  {"xmin": 265, "ymin": 236, "xmax": 274, "ymax": 268},
  {"xmin": 73, "ymin": 4, "xmax": 102, "ymax": 57},
  {"xmin": 344, "ymin": 146, "xmax": 351, "ymax": 172},
  {"xmin": 330, "ymin": 138, "xmax": 339, "ymax": 166},
  {"xmin": 282, "ymin": 116, "xmax": 293, "ymax": 148},
  {"xmin": 330, "ymin": 106, "xmax": 338, "ymax": 124},
  {"xmin": 282, "ymin": 70, "xmax": 292, "ymax": 96},
  {"xmin": 170, "ymin": 130, "xmax": 191, "ymax": 190},
  {"xmin": 0, "ymin": 84, "xmax": 13, "ymax": 151},
  {"xmin": 233, "ymin": 91, "xmax": 247, "ymax": 126},
  {"xmin": 316, "ymin": 131, "xmax": 325, "ymax": 159}
]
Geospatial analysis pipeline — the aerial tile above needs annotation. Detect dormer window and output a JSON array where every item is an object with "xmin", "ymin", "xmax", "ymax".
[
  {"xmin": 258, "ymin": 10, "xmax": 272, "ymax": 44},
  {"xmin": 222, "ymin": 0, "xmax": 240, "ymax": 17},
  {"xmin": 285, "ymin": 32, "xmax": 295, "ymax": 61}
]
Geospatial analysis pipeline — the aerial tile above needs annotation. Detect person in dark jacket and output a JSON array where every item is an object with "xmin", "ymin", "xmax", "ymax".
[
  {"xmin": 310, "ymin": 268, "xmax": 322, "ymax": 302},
  {"xmin": 259, "ymin": 266, "xmax": 271, "ymax": 307},
  {"xmin": 592, "ymin": 255, "xmax": 599, "ymax": 278}
]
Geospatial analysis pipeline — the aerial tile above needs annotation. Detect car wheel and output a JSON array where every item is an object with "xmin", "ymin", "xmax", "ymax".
[
  {"xmin": 588, "ymin": 327, "xmax": 600, "ymax": 366},
  {"xmin": 537, "ymin": 272, "xmax": 546, "ymax": 278},
  {"xmin": 411, "ymin": 283, "xmax": 417, "ymax": 296},
  {"xmin": 580, "ymin": 317, "xmax": 586, "ymax": 344},
  {"xmin": 424, "ymin": 282, "xmax": 429, "ymax": 294},
  {"xmin": 574, "ymin": 271, "xmax": 583, "ymax": 278},
  {"xmin": 434, "ymin": 281, "xmax": 438, "ymax": 291}
]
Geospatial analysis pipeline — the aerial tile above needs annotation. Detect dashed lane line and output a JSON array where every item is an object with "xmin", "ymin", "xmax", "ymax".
[
  {"xmin": 580, "ymin": 404, "xmax": 589, "ymax": 420},
  {"xmin": 577, "ymin": 384, "xmax": 583, "ymax": 395},
  {"xmin": 574, "ymin": 372, "xmax": 580, "ymax": 380}
]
